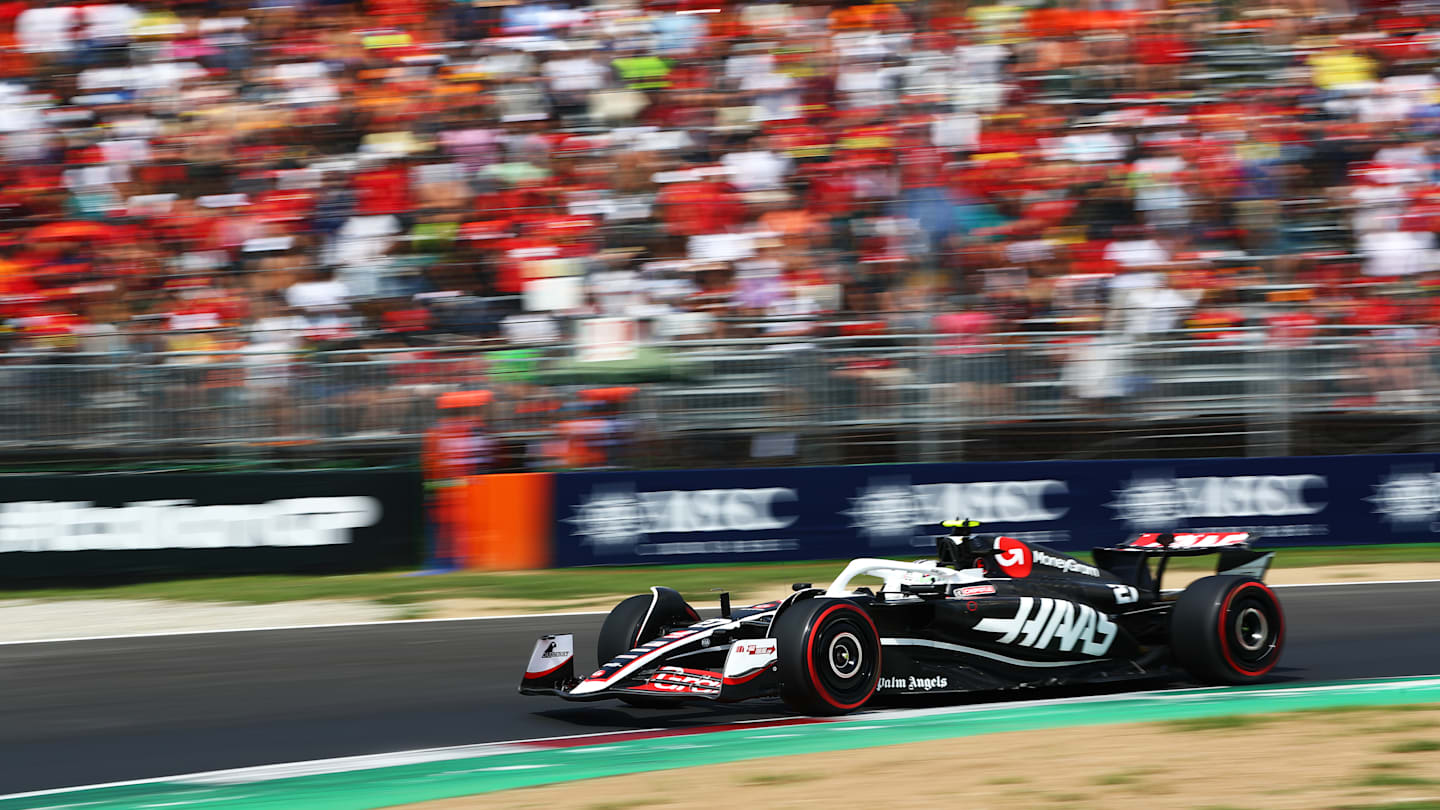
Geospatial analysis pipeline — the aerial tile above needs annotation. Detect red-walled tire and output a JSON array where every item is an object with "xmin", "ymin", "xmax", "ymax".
[
  {"xmin": 598, "ymin": 594, "xmax": 677, "ymax": 709},
  {"xmin": 774, "ymin": 599, "xmax": 881, "ymax": 716},
  {"xmin": 1171, "ymin": 576, "xmax": 1284, "ymax": 684}
]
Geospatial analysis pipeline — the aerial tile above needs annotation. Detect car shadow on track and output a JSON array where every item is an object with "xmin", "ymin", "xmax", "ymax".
[
  {"xmin": 532, "ymin": 703, "xmax": 791, "ymax": 729},
  {"xmin": 531, "ymin": 670, "xmax": 1306, "ymax": 729}
]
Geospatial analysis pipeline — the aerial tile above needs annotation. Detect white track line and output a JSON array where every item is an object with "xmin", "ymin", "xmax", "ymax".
[
  {"xmin": 0, "ymin": 713, "xmax": 820, "ymax": 801},
  {"xmin": 1271, "ymin": 579, "xmax": 1440, "ymax": 588},
  {"xmin": 1, "ymin": 579, "xmax": 1436, "ymax": 648}
]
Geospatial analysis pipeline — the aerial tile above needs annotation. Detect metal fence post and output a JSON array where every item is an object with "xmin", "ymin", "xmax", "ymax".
[
  {"xmin": 1272, "ymin": 338, "xmax": 1292, "ymax": 458},
  {"xmin": 917, "ymin": 332, "xmax": 938, "ymax": 463},
  {"xmin": 1248, "ymin": 333, "xmax": 1290, "ymax": 458}
]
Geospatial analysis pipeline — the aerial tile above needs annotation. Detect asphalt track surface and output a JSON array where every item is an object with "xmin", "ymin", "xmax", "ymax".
[{"xmin": 1, "ymin": 581, "xmax": 1438, "ymax": 795}]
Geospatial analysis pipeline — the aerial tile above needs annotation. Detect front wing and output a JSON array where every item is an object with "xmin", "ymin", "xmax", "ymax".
[{"xmin": 518, "ymin": 634, "xmax": 780, "ymax": 703}]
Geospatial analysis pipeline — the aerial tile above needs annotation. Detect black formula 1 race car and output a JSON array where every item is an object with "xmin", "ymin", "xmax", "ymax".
[{"xmin": 519, "ymin": 521, "xmax": 1284, "ymax": 715}]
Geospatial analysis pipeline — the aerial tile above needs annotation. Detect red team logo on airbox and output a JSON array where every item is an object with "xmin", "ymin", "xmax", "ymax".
[{"xmin": 993, "ymin": 536, "xmax": 1032, "ymax": 578}]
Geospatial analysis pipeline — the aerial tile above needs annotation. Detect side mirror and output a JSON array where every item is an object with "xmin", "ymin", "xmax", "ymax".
[
  {"xmin": 792, "ymin": 582, "xmax": 812, "ymax": 591},
  {"xmin": 710, "ymin": 588, "xmax": 731, "ymax": 618}
]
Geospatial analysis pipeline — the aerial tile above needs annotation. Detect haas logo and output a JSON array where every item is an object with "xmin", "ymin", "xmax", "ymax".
[
  {"xmin": 976, "ymin": 597, "xmax": 1117, "ymax": 656},
  {"xmin": 992, "ymin": 536, "xmax": 1032, "ymax": 577}
]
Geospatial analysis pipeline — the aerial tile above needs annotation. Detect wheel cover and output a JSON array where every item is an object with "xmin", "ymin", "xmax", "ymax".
[
  {"xmin": 1220, "ymin": 585, "xmax": 1283, "ymax": 675},
  {"xmin": 1234, "ymin": 606, "xmax": 1269, "ymax": 653},
  {"xmin": 827, "ymin": 632, "xmax": 864, "ymax": 680}
]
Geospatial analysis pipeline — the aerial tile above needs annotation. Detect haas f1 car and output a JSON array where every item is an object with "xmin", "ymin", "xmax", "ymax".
[{"xmin": 519, "ymin": 522, "xmax": 1284, "ymax": 715}]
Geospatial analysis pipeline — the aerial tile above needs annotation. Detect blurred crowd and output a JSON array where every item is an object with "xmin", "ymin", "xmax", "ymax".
[{"xmin": 2, "ymin": 0, "xmax": 1440, "ymax": 446}]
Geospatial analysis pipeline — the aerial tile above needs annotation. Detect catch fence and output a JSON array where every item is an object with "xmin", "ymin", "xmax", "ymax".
[{"xmin": 1, "ymin": 324, "xmax": 1436, "ymax": 469}]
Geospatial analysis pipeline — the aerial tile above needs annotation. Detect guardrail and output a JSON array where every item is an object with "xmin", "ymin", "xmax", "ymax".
[{"xmin": 0, "ymin": 324, "xmax": 1435, "ymax": 466}]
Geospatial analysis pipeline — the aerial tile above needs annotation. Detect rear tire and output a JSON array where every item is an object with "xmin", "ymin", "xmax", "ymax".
[
  {"xmin": 597, "ymin": 594, "xmax": 679, "ymax": 708},
  {"xmin": 773, "ymin": 599, "xmax": 881, "ymax": 716},
  {"xmin": 1170, "ymin": 576, "xmax": 1284, "ymax": 684}
]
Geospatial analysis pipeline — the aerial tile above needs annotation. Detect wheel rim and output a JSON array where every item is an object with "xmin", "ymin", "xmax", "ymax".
[
  {"xmin": 810, "ymin": 614, "xmax": 878, "ymax": 702},
  {"xmin": 1225, "ymin": 592, "xmax": 1281, "ymax": 672},
  {"xmin": 828, "ymin": 632, "xmax": 863, "ymax": 680},
  {"xmin": 1235, "ymin": 607, "xmax": 1269, "ymax": 653}
]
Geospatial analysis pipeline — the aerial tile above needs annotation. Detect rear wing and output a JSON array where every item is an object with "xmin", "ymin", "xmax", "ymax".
[
  {"xmin": 1092, "ymin": 532, "xmax": 1275, "ymax": 598},
  {"xmin": 1124, "ymin": 532, "xmax": 1253, "ymax": 550}
]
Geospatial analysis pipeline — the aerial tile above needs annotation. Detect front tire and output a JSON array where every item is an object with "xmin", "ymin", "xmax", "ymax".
[
  {"xmin": 597, "ymin": 594, "xmax": 679, "ymax": 709},
  {"xmin": 1170, "ymin": 575, "xmax": 1284, "ymax": 684},
  {"xmin": 597, "ymin": 594, "xmax": 654, "ymax": 664},
  {"xmin": 773, "ymin": 599, "xmax": 881, "ymax": 716}
]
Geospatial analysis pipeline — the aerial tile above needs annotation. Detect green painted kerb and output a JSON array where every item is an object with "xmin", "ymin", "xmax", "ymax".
[{"xmin": 6, "ymin": 677, "xmax": 1439, "ymax": 810}]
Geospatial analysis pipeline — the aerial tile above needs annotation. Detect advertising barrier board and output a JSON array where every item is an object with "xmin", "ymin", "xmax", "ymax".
[
  {"xmin": 0, "ymin": 470, "xmax": 423, "ymax": 580},
  {"xmin": 550, "ymin": 455, "xmax": 1440, "ymax": 566}
]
